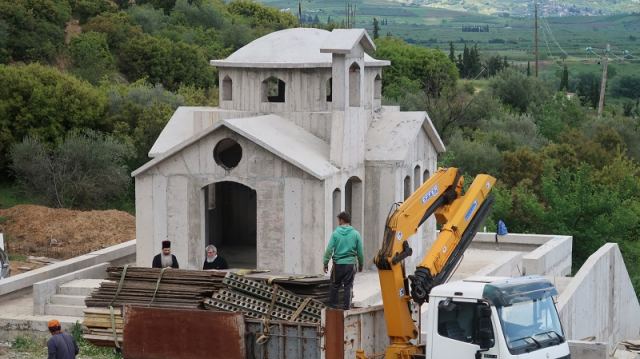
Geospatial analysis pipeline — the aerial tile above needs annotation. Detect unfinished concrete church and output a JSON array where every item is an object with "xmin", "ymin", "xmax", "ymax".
[{"xmin": 132, "ymin": 28, "xmax": 445, "ymax": 273}]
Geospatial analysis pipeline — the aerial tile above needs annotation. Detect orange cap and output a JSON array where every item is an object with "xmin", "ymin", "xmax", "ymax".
[{"xmin": 47, "ymin": 319, "xmax": 60, "ymax": 328}]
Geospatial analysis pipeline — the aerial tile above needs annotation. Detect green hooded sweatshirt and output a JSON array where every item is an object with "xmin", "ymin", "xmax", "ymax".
[{"xmin": 323, "ymin": 225, "xmax": 364, "ymax": 266}]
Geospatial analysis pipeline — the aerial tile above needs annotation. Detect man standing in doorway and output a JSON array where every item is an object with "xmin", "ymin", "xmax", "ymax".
[
  {"xmin": 47, "ymin": 319, "xmax": 78, "ymax": 359},
  {"xmin": 152, "ymin": 240, "xmax": 179, "ymax": 268},
  {"xmin": 323, "ymin": 211, "xmax": 364, "ymax": 310}
]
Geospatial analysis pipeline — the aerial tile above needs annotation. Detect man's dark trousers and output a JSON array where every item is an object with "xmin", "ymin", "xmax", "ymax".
[{"xmin": 329, "ymin": 264, "xmax": 356, "ymax": 310}]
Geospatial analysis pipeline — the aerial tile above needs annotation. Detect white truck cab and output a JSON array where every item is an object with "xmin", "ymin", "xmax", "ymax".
[{"xmin": 423, "ymin": 276, "xmax": 570, "ymax": 359}]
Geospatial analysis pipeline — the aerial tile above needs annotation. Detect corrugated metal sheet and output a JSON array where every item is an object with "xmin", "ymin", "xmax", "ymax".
[
  {"xmin": 245, "ymin": 318, "xmax": 321, "ymax": 359},
  {"xmin": 343, "ymin": 306, "xmax": 388, "ymax": 358},
  {"xmin": 122, "ymin": 306, "xmax": 245, "ymax": 359}
]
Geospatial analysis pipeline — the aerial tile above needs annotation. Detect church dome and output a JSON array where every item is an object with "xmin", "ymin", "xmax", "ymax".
[{"xmin": 210, "ymin": 28, "xmax": 388, "ymax": 68}]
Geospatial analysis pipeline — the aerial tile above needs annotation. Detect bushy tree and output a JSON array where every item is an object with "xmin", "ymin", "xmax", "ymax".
[
  {"xmin": 69, "ymin": 31, "xmax": 116, "ymax": 84},
  {"xmin": 83, "ymin": 11, "xmax": 143, "ymax": 52},
  {"xmin": 118, "ymin": 34, "xmax": 214, "ymax": 90},
  {"xmin": 227, "ymin": 0, "xmax": 298, "ymax": 30},
  {"xmin": 375, "ymin": 36, "xmax": 458, "ymax": 99},
  {"xmin": 490, "ymin": 68, "xmax": 551, "ymax": 113},
  {"xmin": 575, "ymin": 72, "xmax": 600, "ymax": 108},
  {"xmin": 0, "ymin": 0, "xmax": 71, "ymax": 62},
  {"xmin": 612, "ymin": 74, "xmax": 640, "ymax": 99},
  {"xmin": 440, "ymin": 132, "xmax": 502, "ymax": 176},
  {"xmin": 10, "ymin": 131, "xmax": 132, "ymax": 209},
  {"xmin": 171, "ymin": 0, "xmax": 227, "ymax": 29},
  {"xmin": 0, "ymin": 64, "xmax": 107, "ymax": 174},
  {"xmin": 105, "ymin": 82, "xmax": 184, "ymax": 169},
  {"xmin": 69, "ymin": 0, "xmax": 117, "ymax": 23}
]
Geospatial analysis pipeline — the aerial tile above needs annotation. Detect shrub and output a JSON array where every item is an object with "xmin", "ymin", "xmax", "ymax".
[{"xmin": 10, "ymin": 131, "xmax": 132, "ymax": 209}]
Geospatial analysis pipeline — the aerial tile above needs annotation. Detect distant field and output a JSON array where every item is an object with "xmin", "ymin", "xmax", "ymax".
[{"xmin": 260, "ymin": 0, "xmax": 640, "ymax": 61}]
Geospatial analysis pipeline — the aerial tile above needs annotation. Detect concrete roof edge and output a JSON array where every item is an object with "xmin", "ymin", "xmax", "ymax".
[
  {"xmin": 422, "ymin": 112, "xmax": 446, "ymax": 153},
  {"xmin": 132, "ymin": 115, "xmax": 337, "ymax": 180},
  {"xmin": 210, "ymin": 59, "xmax": 389, "ymax": 68},
  {"xmin": 131, "ymin": 121, "xmax": 225, "ymax": 177},
  {"xmin": 223, "ymin": 119, "xmax": 336, "ymax": 180},
  {"xmin": 319, "ymin": 29, "xmax": 375, "ymax": 54}
]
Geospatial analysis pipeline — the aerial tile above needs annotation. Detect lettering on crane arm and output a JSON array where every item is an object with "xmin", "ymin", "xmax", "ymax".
[
  {"xmin": 464, "ymin": 200, "xmax": 478, "ymax": 221},
  {"xmin": 421, "ymin": 185, "xmax": 439, "ymax": 204},
  {"xmin": 399, "ymin": 288, "xmax": 405, "ymax": 297}
]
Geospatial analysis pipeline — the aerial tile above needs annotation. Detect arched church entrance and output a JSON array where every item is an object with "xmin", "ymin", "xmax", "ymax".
[{"xmin": 204, "ymin": 181, "xmax": 257, "ymax": 268}]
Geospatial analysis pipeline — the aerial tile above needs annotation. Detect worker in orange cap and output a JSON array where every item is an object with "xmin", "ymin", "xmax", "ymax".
[{"xmin": 47, "ymin": 319, "xmax": 79, "ymax": 359}]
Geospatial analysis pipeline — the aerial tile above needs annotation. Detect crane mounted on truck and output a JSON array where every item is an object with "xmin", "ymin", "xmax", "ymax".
[{"xmin": 359, "ymin": 167, "xmax": 570, "ymax": 359}]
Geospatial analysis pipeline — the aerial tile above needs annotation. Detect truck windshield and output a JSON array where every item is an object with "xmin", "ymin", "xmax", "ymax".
[{"xmin": 497, "ymin": 296, "xmax": 564, "ymax": 355}]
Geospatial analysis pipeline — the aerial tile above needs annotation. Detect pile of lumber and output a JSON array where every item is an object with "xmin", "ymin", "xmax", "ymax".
[
  {"xmin": 82, "ymin": 307, "xmax": 123, "ymax": 347},
  {"xmin": 83, "ymin": 266, "xmax": 226, "ymax": 347},
  {"xmin": 204, "ymin": 273, "xmax": 325, "ymax": 324},
  {"xmin": 84, "ymin": 267, "xmax": 226, "ymax": 308}
]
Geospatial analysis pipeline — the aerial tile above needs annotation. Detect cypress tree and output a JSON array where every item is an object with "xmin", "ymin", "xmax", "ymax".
[
  {"xmin": 559, "ymin": 64, "xmax": 569, "ymax": 91},
  {"xmin": 373, "ymin": 18, "xmax": 380, "ymax": 39},
  {"xmin": 449, "ymin": 42, "xmax": 455, "ymax": 63}
]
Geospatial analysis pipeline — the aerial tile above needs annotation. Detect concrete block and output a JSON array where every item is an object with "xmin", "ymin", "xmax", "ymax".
[
  {"xmin": 49, "ymin": 294, "xmax": 86, "ymax": 306},
  {"xmin": 44, "ymin": 303, "xmax": 86, "ymax": 318},
  {"xmin": 58, "ymin": 279, "xmax": 103, "ymax": 296},
  {"xmin": 32, "ymin": 262, "xmax": 108, "ymax": 315},
  {"xmin": 568, "ymin": 340, "xmax": 607, "ymax": 359}
]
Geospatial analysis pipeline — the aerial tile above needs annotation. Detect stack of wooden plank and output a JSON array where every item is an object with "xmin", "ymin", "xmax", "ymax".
[
  {"xmin": 85, "ymin": 267, "xmax": 226, "ymax": 308},
  {"xmin": 82, "ymin": 307, "xmax": 123, "ymax": 347},
  {"xmin": 83, "ymin": 267, "xmax": 227, "ymax": 347}
]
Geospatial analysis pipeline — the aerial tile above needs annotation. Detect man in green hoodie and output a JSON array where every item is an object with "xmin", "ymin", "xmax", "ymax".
[{"xmin": 323, "ymin": 211, "xmax": 364, "ymax": 310}]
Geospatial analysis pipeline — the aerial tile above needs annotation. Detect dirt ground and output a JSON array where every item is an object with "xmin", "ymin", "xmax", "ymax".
[{"xmin": 0, "ymin": 205, "xmax": 135, "ymax": 261}]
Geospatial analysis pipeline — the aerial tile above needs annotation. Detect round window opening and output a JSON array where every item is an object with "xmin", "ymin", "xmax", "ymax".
[{"xmin": 213, "ymin": 138, "xmax": 242, "ymax": 170}]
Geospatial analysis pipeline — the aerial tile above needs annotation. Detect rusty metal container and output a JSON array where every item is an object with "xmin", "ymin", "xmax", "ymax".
[{"xmin": 121, "ymin": 305, "xmax": 387, "ymax": 359}]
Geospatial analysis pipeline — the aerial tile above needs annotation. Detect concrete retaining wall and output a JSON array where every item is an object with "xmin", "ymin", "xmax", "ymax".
[
  {"xmin": 32, "ymin": 263, "xmax": 109, "ymax": 315},
  {"xmin": 470, "ymin": 232, "xmax": 573, "ymax": 277},
  {"xmin": 522, "ymin": 235, "xmax": 572, "ymax": 276},
  {"xmin": 558, "ymin": 243, "xmax": 640, "ymax": 351},
  {"xmin": 0, "ymin": 240, "xmax": 135, "ymax": 297}
]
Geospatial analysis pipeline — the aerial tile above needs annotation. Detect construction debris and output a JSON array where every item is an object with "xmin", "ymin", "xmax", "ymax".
[
  {"xmin": 83, "ymin": 267, "xmax": 330, "ymax": 348},
  {"xmin": 203, "ymin": 273, "xmax": 325, "ymax": 323},
  {"xmin": 83, "ymin": 267, "xmax": 227, "ymax": 347}
]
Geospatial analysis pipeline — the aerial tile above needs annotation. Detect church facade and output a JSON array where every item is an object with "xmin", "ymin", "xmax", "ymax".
[{"xmin": 132, "ymin": 28, "xmax": 444, "ymax": 273}]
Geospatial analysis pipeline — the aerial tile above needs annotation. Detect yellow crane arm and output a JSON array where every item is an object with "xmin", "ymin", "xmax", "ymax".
[{"xmin": 372, "ymin": 167, "xmax": 495, "ymax": 357}]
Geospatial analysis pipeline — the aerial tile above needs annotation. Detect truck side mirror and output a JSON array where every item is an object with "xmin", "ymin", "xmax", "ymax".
[{"xmin": 476, "ymin": 305, "xmax": 494, "ymax": 350}]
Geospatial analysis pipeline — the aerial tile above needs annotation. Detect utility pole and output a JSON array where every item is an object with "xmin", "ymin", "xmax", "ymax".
[
  {"xmin": 534, "ymin": 0, "xmax": 539, "ymax": 77},
  {"xmin": 597, "ymin": 43, "xmax": 610, "ymax": 117}
]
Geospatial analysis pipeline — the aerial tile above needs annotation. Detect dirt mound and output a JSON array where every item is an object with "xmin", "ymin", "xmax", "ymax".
[{"xmin": 0, "ymin": 205, "xmax": 135, "ymax": 259}]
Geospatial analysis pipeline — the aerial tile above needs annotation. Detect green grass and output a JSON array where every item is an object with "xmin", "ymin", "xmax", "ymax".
[
  {"xmin": 0, "ymin": 182, "xmax": 38, "ymax": 209},
  {"xmin": 10, "ymin": 323, "xmax": 122, "ymax": 359}
]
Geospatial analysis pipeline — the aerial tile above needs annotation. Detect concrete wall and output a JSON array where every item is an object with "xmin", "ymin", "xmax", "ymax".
[
  {"xmin": 136, "ymin": 128, "xmax": 326, "ymax": 274},
  {"xmin": 32, "ymin": 263, "xmax": 109, "ymax": 315},
  {"xmin": 522, "ymin": 235, "xmax": 572, "ymax": 276},
  {"xmin": 558, "ymin": 243, "xmax": 640, "ymax": 350},
  {"xmin": 218, "ymin": 68, "xmax": 333, "ymax": 113},
  {"xmin": 0, "ymin": 240, "xmax": 134, "ymax": 296}
]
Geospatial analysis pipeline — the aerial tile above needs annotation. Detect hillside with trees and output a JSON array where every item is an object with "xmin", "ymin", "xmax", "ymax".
[{"xmin": 0, "ymin": 0, "xmax": 296, "ymax": 209}]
